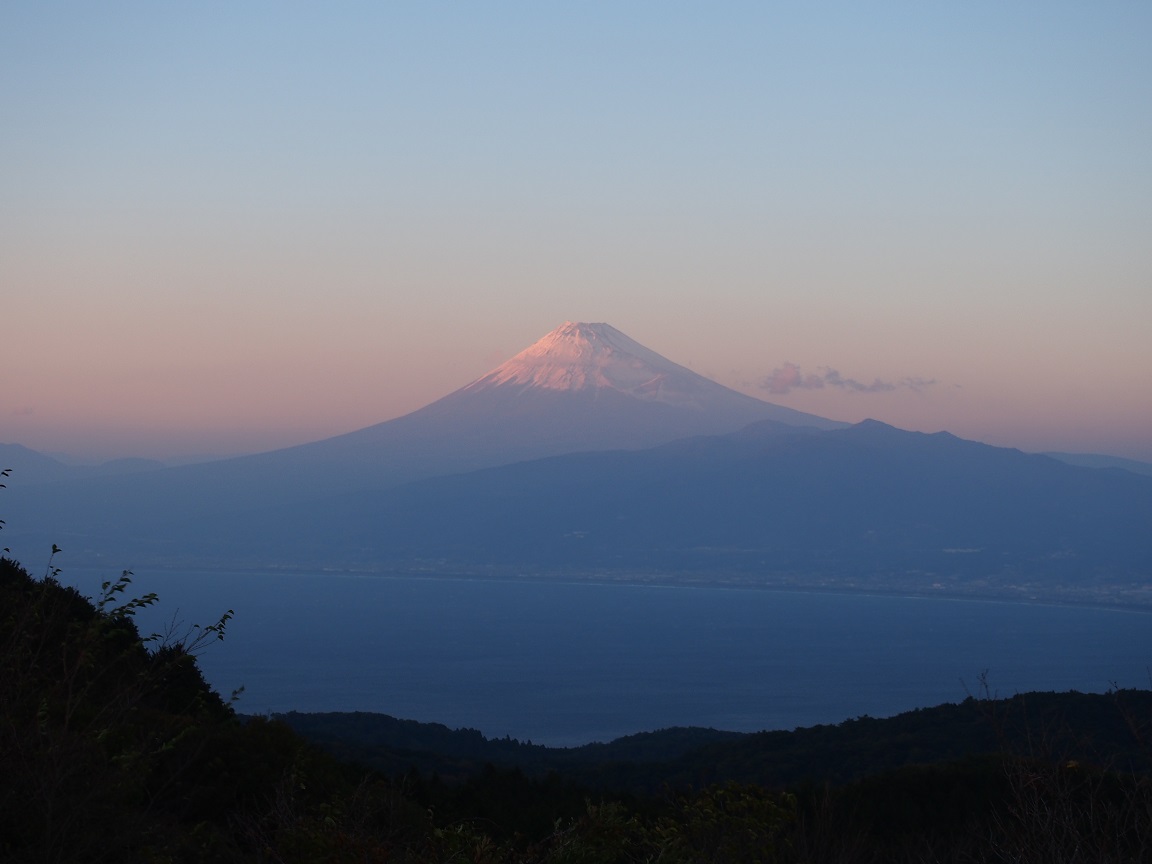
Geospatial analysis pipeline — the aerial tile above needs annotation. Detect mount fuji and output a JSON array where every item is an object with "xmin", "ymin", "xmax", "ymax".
[
  {"xmin": 6, "ymin": 322, "xmax": 838, "ymax": 564},
  {"xmin": 460, "ymin": 321, "xmax": 814, "ymax": 412},
  {"xmin": 298, "ymin": 321, "xmax": 839, "ymax": 483}
]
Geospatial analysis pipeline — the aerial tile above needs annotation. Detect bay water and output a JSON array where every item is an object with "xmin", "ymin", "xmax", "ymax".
[{"xmin": 63, "ymin": 568, "xmax": 1152, "ymax": 747}]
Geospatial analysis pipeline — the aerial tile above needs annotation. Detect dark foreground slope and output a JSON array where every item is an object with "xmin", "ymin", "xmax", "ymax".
[
  {"xmin": 0, "ymin": 555, "xmax": 339, "ymax": 862},
  {"xmin": 3, "ymin": 552, "xmax": 1151, "ymax": 863}
]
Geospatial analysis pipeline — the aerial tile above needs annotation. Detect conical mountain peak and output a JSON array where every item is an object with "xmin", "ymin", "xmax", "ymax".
[{"xmin": 462, "ymin": 321, "xmax": 720, "ymax": 405}]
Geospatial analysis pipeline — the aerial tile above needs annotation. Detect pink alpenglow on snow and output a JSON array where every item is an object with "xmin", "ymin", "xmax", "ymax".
[
  {"xmin": 464, "ymin": 321, "xmax": 776, "ymax": 412},
  {"xmin": 466, "ymin": 322, "xmax": 690, "ymax": 396}
]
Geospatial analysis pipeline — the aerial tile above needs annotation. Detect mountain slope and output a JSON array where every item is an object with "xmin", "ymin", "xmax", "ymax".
[
  {"xmin": 261, "ymin": 419, "xmax": 1152, "ymax": 594},
  {"xmin": 0, "ymin": 444, "xmax": 166, "ymax": 485},
  {"xmin": 287, "ymin": 321, "xmax": 837, "ymax": 468},
  {"xmin": 5, "ymin": 323, "xmax": 836, "ymax": 564}
]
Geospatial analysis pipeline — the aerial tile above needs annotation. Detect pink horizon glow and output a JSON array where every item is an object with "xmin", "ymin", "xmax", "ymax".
[{"xmin": 3, "ymin": 7, "xmax": 1149, "ymax": 465}]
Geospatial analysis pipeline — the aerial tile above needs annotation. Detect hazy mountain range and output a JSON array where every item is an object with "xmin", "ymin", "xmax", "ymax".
[{"xmin": 4, "ymin": 322, "xmax": 1151, "ymax": 603}]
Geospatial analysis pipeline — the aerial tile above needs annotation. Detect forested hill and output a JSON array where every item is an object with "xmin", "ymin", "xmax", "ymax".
[
  {"xmin": 4, "ymin": 548, "xmax": 1152, "ymax": 863},
  {"xmin": 274, "ymin": 689, "xmax": 1152, "ymax": 792}
]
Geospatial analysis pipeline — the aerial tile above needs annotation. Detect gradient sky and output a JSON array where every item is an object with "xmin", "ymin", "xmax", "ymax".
[{"xmin": 3, "ymin": 3, "xmax": 1150, "ymax": 464}]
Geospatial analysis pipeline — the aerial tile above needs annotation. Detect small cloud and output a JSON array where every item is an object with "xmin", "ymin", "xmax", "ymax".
[
  {"xmin": 900, "ymin": 376, "xmax": 937, "ymax": 392},
  {"xmin": 758, "ymin": 364, "xmax": 938, "ymax": 396},
  {"xmin": 11, "ymin": 406, "xmax": 35, "ymax": 416},
  {"xmin": 759, "ymin": 362, "xmax": 825, "ymax": 394},
  {"xmin": 822, "ymin": 368, "xmax": 895, "ymax": 393}
]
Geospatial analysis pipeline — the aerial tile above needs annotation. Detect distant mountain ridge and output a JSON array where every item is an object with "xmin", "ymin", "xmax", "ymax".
[
  {"xmin": 0, "ymin": 443, "xmax": 166, "ymax": 484},
  {"xmin": 1044, "ymin": 451, "xmax": 1152, "ymax": 477},
  {"xmin": 248, "ymin": 418, "xmax": 1152, "ymax": 602},
  {"xmin": 274, "ymin": 688, "xmax": 1152, "ymax": 791}
]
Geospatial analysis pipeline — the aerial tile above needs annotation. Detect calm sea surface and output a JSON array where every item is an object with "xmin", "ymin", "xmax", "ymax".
[{"xmin": 64, "ymin": 568, "xmax": 1152, "ymax": 747}]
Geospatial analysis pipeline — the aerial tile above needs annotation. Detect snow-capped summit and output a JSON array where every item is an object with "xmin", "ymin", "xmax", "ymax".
[{"xmin": 461, "ymin": 321, "xmax": 743, "ymax": 409}]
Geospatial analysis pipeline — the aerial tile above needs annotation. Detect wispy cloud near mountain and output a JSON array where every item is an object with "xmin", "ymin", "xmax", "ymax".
[{"xmin": 760, "ymin": 363, "xmax": 937, "ymax": 395}]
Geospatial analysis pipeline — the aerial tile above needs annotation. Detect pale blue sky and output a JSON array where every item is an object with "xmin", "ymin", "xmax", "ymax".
[{"xmin": 3, "ymin": 3, "xmax": 1150, "ymax": 462}]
